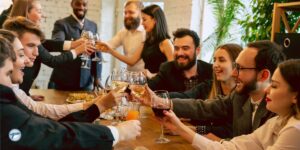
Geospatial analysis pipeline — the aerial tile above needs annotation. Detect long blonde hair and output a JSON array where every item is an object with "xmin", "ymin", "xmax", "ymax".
[
  {"xmin": 208, "ymin": 44, "xmax": 242, "ymax": 99},
  {"xmin": 9, "ymin": 0, "xmax": 38, "ymax": 18}
]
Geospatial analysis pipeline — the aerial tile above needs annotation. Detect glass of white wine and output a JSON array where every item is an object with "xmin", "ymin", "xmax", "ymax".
[
  {"xmin": 129, "ymin": 71, "xmax": 147, "ymax": 118},
  {"xmin": 108, "ymin": 69, "xmax": 130, "ymax": 125}
]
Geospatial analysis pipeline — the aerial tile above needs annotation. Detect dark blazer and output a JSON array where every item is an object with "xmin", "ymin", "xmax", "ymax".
[
  {"xmin": 148, "ymin": 60, "xmax": 213, "ymax": 92},
  {"xmin": 50, "ymin": 15, "xmax": 102, "ymax": 91},
  {"xmin": 0, "ymin": 5, "xmax": 12, "ymax": 28},
  {"xmin": 172, "ymin": 92, "xmax": 276, "ymax": 137},
  {"xmin": 0, "ymin": 84, "xmax": 114, "ymax": 150},
  {"xmin": 20, "ymin": 41, "xmax": 74, "ymax": 95}
]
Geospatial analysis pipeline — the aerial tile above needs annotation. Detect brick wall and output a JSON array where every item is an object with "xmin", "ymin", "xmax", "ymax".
[{"xmin": 2, "ymin": 0, "xmax": 202, "ymax": 89}]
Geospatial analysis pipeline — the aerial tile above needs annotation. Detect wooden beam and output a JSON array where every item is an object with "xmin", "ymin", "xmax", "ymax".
[
  {"xmin": 271, "ymin": 3, "xmax": 282, "ymax": 41},
  {"xmin": 280, "ymin": 11, "xmax": 291, "ymax": 33},
  {"xmin": 292, "ymin": 18, "xmax": 300, "ymax": 33},
  {"xmin": 277, "ymin": 2, "xmax": 300, "ymax": 8}
]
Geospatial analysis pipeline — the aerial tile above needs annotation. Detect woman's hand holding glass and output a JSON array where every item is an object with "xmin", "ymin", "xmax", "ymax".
[
  {"xmin": 95, "ymin": 41, "xmax": 114, "ymax": 54},
  {"xmin": 152, "ymin": 90, "xmax": 171, "ymax": 143}
]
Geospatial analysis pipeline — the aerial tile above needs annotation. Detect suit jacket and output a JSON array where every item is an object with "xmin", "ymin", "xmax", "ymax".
[
  {"xmin": 0, "ymin": 84, "xmax": 114, "ymax": 150},
  {"xmin": 0, "ymin": 5, "xmax": 12, "ymax": 28},
  {"xmin": 20, "ymin": 41, "xmax": 74, "ymax": 95},
  {"xmin": 50, "ymin": 15, "xmax": 102, "ymax": 90},
  {"xmin": 148, "ymin": 60, "xmax": 213, "ymax": 92},
  {"xmin": 169, "ymin": 79, "xmax": 212, "ymax": 99},
  {"xmin": 172, "ymin": 92, "xmax": 276, "ymax": 137}
]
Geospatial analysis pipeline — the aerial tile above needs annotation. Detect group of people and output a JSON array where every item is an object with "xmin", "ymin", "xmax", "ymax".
[{"xmin": 1, "ymin": 0, "xmax": 300, "ymax": 149}]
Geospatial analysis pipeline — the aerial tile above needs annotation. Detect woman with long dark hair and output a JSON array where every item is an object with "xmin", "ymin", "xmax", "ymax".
[{"xmin": 100, "ymin": 4, "xmax": 174, "ymax": 78}]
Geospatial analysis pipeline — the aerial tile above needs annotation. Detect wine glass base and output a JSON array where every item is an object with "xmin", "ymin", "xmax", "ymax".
[{"xmin": 155, "ymin": 137, "xmax": 170, "ymax": 144}]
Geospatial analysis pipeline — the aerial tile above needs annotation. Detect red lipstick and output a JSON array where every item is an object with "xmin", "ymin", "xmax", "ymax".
[{"xmin": 266, "ymin": 97, "xmax": 272, "ymax": 102}]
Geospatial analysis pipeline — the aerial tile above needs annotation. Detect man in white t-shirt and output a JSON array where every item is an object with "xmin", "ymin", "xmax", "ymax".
[{"xmin": 107, "ymin": 0, "xmax": 145, "ymax": 71}]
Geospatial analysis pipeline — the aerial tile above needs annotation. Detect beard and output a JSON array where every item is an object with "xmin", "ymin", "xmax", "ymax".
[
  {"xmin": 174, "ymin": 52, "xmax": 197, "ymax": 71},
  {"xmin": 124, "ymin": 16, "xmax": 140, "ymax": 30},
  {"xmin": 73, "ymin": 8, "xmax": 87, "ymax": 20},
  {"xmin": 235, "ymin": 76, "xmax": 257, "ymax": 95}
]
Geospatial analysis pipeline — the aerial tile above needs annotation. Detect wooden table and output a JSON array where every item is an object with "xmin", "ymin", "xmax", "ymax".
[{"xmin": 30, "ymin": 89, "xmax": 194, "ymax": 150}]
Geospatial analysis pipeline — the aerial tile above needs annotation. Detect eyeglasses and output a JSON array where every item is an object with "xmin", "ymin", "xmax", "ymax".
[{"xmin": 233, "ymin": 62, "xmax": 257, "ymax": 74}]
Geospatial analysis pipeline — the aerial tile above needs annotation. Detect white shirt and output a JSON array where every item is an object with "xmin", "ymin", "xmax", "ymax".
[
  {"xmin": 251, "ymin": 98, "xmax": 262, "ymax": 124},
  {"xmin": 107, "ymin": 25, "xmax": 146, "ymax": 71},
  {"xmin": 12, "ymin": 84, "xmax": 83, "ymax": 120},
  {"xmin": 12, "ymin": 85, "xmax": 120, "ymax": 145},
  {"xmin": 192, "ymin": 116, "xmax": 300, "ymax": 150}
]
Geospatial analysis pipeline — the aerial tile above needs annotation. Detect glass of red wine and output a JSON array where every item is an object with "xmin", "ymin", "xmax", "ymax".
[{"xmin": 151, "ymin": 90, "xmax": 171, "ymax": 144}]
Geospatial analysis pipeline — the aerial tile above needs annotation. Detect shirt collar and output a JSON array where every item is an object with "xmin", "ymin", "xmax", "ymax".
[
  {"xmin": 72, "ymin": 13, "xmax": 85, "ymax": 28},
  {"xmin": 250, "ymin": 97, "xmax": 262, "ymax": 106},
  {"xmin": 136, "ymin": 25, "xmax": 145, "ymax": 32}
]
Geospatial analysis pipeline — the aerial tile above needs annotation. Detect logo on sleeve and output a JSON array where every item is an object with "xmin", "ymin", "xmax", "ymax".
[{"xmin": 9, "ymin": 129, "xmax": 22, "ymax": 142}]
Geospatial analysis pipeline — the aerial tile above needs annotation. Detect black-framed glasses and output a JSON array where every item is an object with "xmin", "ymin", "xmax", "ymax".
[{"xmin": 233, "ymin": 62, "xmax": 257, "ymax": 74}]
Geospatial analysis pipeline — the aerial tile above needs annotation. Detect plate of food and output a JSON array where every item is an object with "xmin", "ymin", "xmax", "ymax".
[{"xmin": 66, "ymin": 93, "xmax": 95, "ymax": 104}]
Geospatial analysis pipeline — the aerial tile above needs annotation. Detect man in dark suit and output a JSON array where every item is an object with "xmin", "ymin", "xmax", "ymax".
[
  {"xmin": 51, "ymin": 0, "xmax": 102, "ymax": 91},
  {"xmin": 3, "ymin": 17, "xmax": 88, "ymax": 96},
  {"xmin": 148, "ymin": 28, "xmax": 212, "ymax": 92}
]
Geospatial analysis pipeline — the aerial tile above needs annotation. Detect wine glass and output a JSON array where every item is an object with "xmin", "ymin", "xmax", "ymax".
[
  {"xmin": 80, "ymin": 30, "xmax": 93, "ymax": 69},
  {"xmin": 129, "ymin": 72, "xmax": 147, "ymax": 118},
  {"xmin": 152, "ymin": 90, "xmax": 171, "ymax": 144},
  {"xmin": 107, "ymin": 69, "xmax": 130, "ymax": 125},
  {"xmin": 92, "ymin": 33, "xmax": 102, "ymax": 62},
  {"xmin": 129, "ymin": 72, "xmax": 147, "ymax": 99}
]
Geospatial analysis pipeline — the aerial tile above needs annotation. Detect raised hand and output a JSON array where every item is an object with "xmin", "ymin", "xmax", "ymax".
[
  {"xmin": 116, "ymin": 120, "xmax": 141, "ymax": 141},
  {"xmin": 94, "ymin": 87, "xmax": 127, "ymax": 113},
  {"xmin": 95, "ymin": 41, "xmax": 113, "ymax": 53},
  {"xmin": 74, "ymin": 40, "xmax": 95, "ymax": 55},
  {"xmin": 132, "ymin": 85, "xmax": 155, "ymax": 107},
  {"xmin": 70, "ymin": 38, "xmax": 85, "ymax": 49}
]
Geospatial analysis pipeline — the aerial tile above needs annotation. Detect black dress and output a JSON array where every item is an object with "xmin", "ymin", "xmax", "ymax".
[{"xmin": 141, "ymin": 41, "xmax": 167, "ymax": 73}]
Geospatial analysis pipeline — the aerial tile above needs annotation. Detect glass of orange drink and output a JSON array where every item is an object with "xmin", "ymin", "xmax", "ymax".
[{"xmin": 126, "ymin": 102, "xmax": 140, "ymax": 120}]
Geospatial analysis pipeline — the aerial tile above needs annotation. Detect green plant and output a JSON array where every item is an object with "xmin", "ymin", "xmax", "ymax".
[
  {"xmin": 203, "ymin": 0, "xmax": 244, "ymax": 62},
  {"xmin": 208, "ymin": 0, "xmax": 244, "ymax": 46},
  {"xmin": 238, "ymin": 0, "xmax": 300, "ymax": 43}
]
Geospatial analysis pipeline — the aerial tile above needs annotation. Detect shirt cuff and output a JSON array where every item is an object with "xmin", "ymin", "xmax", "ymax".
[
  {"xmin": 63, "ymin": 41, "xmax": 72, "ymax": 50},
  {"xmin": 66, "ymin": 103, "xmax": 84, "ymax": 113},
  {"xmin": 192, "ymin": 133, "xmax": 211, "ymax": 150},
  {"xmin": 107, "ymin": 126, "xmax": 119, "ymax": 146},
  {"xmin": 70, "ymin": 50, "xmax": 77, "ymax": 59}
]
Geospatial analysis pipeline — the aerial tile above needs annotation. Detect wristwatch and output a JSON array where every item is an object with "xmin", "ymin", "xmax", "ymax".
[{"xmin": 196, "ymin": 126, "xmax": 207, "ymax": 135}]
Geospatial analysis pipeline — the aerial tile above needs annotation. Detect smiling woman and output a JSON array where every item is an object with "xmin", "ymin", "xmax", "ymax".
[{"xmin": 0, "ymin": 36, "xmax": 16, "ymax": 87}]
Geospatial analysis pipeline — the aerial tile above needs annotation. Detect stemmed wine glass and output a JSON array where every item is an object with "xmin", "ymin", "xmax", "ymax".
[
  {"xmin": 152, "ymin": 90, "xmax": 171, "ymax": 144},
  {"xmin": 129, "ymin": 72, "xmax": 147, "ymax": 99},
  {"xmin": 106, "ymin": 69, "xmax": 130, "ymax": 125},
  {"xmin": 80, "ymin": 30, "xmax": 93, "ymax": 69},
  {"xmin": 92, "ymin": 33, "xmax": 102, "ymax": 62},
  {"xmin": 129, "ymin": 71, "xmax": 147, "ymax": 118}
]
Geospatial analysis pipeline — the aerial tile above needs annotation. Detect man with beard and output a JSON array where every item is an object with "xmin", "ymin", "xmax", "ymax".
[
  {"xmin": 106, "ymin": 0, "xmax": 145, "ymax": 72},
  {"xmin": 50, "ymin": 0, "xmax": 102, "ymax": 91},
  {"xmin": 164, "ymin": 40, "xmax": 286, "ymax": 140},
  {"xmin": 147, "ymin": 28, "xmax": 212, "ymax": 92}
]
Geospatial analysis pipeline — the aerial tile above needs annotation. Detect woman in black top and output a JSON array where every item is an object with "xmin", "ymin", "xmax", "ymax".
[{"xmin": 100, "ymin": 4, "xmax": 174, "ymax": 78}]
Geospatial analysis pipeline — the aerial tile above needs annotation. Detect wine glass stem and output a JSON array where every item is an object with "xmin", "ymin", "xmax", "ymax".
[{"xmin": 160, "ymin": 124, "xmax": 165, "ymax": 138}]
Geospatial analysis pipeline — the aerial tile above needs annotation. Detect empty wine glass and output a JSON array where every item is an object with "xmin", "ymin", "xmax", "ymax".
[{"xmin": 152, "ymin": 90, "xmax": 171, "ymax": 144}]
